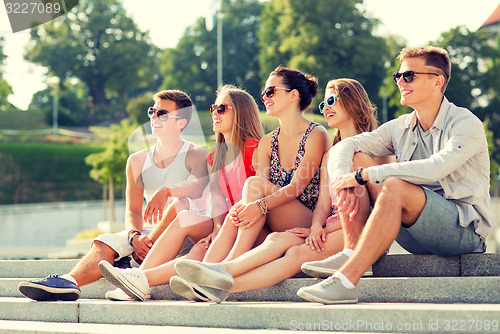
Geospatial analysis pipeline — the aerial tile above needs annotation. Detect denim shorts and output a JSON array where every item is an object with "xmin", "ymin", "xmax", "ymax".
[{"xmin": 395, "ymin": 187, "xmax": 481, "ymax": 257}]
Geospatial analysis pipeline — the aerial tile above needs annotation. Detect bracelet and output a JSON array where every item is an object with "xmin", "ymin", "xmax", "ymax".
[
  {"xmin": 355, "ymin": 167, "xmax": 368, "ymax": 185},
  {"xmin": 128, "ymin": 230, "xmax": 141, "ymax": 246},
  {"xmin": 256, "ymin": 197, "xmax": 269, "ymax": 216}
]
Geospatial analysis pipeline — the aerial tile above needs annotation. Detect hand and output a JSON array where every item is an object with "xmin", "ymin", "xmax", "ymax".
[
  {"xmin": 286, "ymin": 227, "xmax": 311, "ymax": 238},
  {"xmin": 305, "ymin": 224, "xmax": 326, "ymax": 252},
  {"xmin": 336, "ymin": 188, "xmax": 360, "ymax": 222},
  {"xmin": 143, "ymin": 188, "xmax": 170, "ymax": 224},
  {"xmin": 228, "ymin": 203, "xmax": 244, "ymax": 226},
  {"xmin": 197, "ymin": 229, "xmax": 219, "ymax": 250},
  {"xmin": 131, "ymin": 235, "xmax": 153, "ymax": 261},
  {"xmin": 332, "ymin": 172, "xmax": 358, "ymax": 196},
  {"xmin": 232, "ymin": 202, "xmax": 263, "ymax": 229}
]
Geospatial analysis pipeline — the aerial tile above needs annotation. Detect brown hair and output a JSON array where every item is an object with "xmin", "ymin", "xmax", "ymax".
[
  {"xmin": 397, "ymin": 46, "xmax": 451, "ymax": 93},
  {"xmin": 153, "ymin": 90, "xmax": 193, "ymax": 132},
  {"xmin": 211, "ymin": 85, "xmax": 264, "ymax": 183},
  {"xmin": 325, "ymin": 79, "xmax": 378, "ymax": 145},
  {"xmin": 269, "ymin": 65, "xmax": 318, "ymax": 111}
]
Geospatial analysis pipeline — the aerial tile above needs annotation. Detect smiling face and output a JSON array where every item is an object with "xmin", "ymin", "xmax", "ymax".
[
  {"xmin": 397, "ymin": 56, "xmax": 441, "ymax": 109},
  {"xmin": 322, "ymin": 88, "xmax": 351, "ymax": 130},
  {"xmin": 150, "ymin": 99, "xmax": 182, "ymax": 137},
  {"xmin": 212, "ymin": 94, "xmax": 234, "ymax": 139},
  {"xmin": 262, "ymin": 75, "xmax": 291, "ymax": 117}
]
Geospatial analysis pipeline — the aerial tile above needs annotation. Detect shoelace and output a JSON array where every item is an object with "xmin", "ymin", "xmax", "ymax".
[{"xmin": 321, "ymin": 276, "xmax": 338, "ymax": 288}]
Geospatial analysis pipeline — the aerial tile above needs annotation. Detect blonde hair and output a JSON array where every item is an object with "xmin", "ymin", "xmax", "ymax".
[
  {"xmin": 325, "ymin": 79, "xmax": 378, "ymax": 145},
  {"xmin": 211, "ymin": 85, "xmax": 264, "ymax": 182}
]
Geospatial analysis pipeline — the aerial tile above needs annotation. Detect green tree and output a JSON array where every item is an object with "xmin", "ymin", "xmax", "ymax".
[
  {"xmin": 25, "ymin": 0, "xmax": 160, "ymax": 108},
  {"xmin": 0, "ymin": 37, "xmax": 13, "ymax": 112},
  {"xmin": 258, "ymin": 0, "xmax": 390, "ymax": 110},
  {"xmin": 161, "ymin": 0, "xmax": 263, "ymax": 110},
  {"xmin": 126, "ymin": 91, "xmax": 154, "ymax": 125},
  {"xmin": 85, "ymin": 119, "xmax": 135, "ymax": 222}
]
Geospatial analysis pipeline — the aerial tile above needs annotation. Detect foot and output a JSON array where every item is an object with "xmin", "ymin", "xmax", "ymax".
[
  {"xmin": 175, "ymin": 259, "xmax": 234, "ymax": 290},
  {"xmin": 98, "ymin": 260, "xmax": 150, "ymax": 301},
  {"xmin": 18, "ymin": 275, "xmax": 80, "ymax": 301},
  {"xmin": 105, "ymin": 287, "xmax": 151, "ymax": 301},
  {"xmin": 301, "ymin": 252, "xmax": 372, "ymax": 278},
  {"xmin": 170, "ymin": 276, "xmax": 228, "ymax": 303},
  {"xmin": 297, "ymin": 276, "xmax": 358, "ymax": 304}
]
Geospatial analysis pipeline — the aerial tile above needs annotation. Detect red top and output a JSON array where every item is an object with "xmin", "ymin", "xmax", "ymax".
[{"xmin": 208, "ymin": 139, "xmax": 258, "ymax": 209}]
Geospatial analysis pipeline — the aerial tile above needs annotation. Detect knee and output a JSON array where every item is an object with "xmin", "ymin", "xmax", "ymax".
[
  {"xmin": 171, "ymin": 210, "xmax": 192, "ymax": 229},
  {"xmin": 171, "ymin": 197, "xmax": 190, "ymax": 211},
  {"xmin": 381, "ymin": 177, "xmax": 407, "ymax": 196},
  {"xmin": 264, "ymin": 231, "xmax": 288, "ymax": 244},
  {"xmin": 92, "ymin": 240, "xmax": 115, "ymax": 256},
  {"xmin": 242, "ymin": 176, "xmax": 267, "ymax": 199},
  {"xmin": 284, "ymin": 244, "xmax": 307, "ymax": 262}
]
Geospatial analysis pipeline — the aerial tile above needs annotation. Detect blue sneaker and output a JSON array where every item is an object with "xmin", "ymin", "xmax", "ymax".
[{"xmin": 18, "ymin": 275, "xmax": 81, "ymax": 301}]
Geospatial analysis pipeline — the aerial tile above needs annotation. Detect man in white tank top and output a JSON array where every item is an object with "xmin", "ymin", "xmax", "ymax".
[{"xmin": 18, "ymin": 90, "xmax": 209, "ymax": 301}]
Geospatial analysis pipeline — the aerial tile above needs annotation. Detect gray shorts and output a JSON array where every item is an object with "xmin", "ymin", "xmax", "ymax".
[{"xmin": 395, "ymin": 187, "xmax": 481, "ymax": 257}]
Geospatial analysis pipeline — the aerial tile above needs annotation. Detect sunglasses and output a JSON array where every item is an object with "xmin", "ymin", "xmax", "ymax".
[
  {"xmin": 260, "ymin": 86, "xmax": 292, "ymax": 102},
  {"xmin": 148, "ymin": 107, "xmax": 181, "ymax": 122},
  {"xmin": 392, "ymin": 71, "xmax": 439, "ymax": 83},
  {"xmin": 318, "ymin": 94, "xmax": 338, "ymax": 113},
  {"xmin": 210, "ymin": 104, "xmax": 233, "ymax": 115}
]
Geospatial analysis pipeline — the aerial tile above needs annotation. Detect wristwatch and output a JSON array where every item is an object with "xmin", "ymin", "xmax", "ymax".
[{"xmin": 355, "ymin": 167, "xmax": 368, "ymax": 185}]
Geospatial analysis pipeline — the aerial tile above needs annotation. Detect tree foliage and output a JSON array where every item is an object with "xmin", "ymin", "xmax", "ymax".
[
  {"xmin": 25, "ymin": 0, "xmax": 160, "ymax": 107},
  {"xmin": 161, "ymin": 0, "xmax": 263, "ymax": 110},
  {"xmin": 0, "ymin": 37, "xmax": 14, "ymax": 112},
  {"xmin": 258, "ymin": 0, "xmax": 390, "ymax": 110}
]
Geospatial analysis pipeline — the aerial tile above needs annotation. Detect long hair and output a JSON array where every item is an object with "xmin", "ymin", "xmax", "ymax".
[
  {"xmin": 325, "ymin": 79, "xmax": 378, "ymax": 145},
  {"xmin": 211, "ymin": 85, "xmax": 264, "ymax": 182}
]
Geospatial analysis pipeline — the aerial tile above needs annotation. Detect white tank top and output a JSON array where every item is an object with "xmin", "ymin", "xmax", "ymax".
[{"xmin": 141, "ymin": 141, "xmax": 192, "ymax": 204}]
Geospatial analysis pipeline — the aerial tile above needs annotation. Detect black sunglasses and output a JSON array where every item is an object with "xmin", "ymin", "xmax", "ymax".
[
  {"xmin": 210, "ymin": 104, "xmax": 233, "ymax": 115},
  {"xmin": 392, "ymin": 71, "xmax": 439, "ymax": 83},
  {"xmin": 147, "ymin": 107, "xmax": 181, "ymax": 122},
  {"xmin": 318, "ymin": 94, "xmax": 338, "ymax": 113},
  {"xmin": 260, "ymin": 86, "xmax": 292, "ymax": 102}
]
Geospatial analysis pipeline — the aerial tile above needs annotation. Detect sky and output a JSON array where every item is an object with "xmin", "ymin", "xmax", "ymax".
[{"xmin": 0, "ymin": 0, "xmax": 499, "ymax": 110}]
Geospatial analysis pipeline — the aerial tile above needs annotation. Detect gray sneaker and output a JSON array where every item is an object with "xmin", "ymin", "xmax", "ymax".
[
  {"xmin": 175, "ymin": 259, "xmax": 234, "ymax": 290},
  {"xmin": 301, "ymin": 252, "xmax": 372, "ymax": 278},
  {"xmin": 170, "ymin": 276, "xmax": 228, "ymax": 303},
  {"xmin": 297, "ymin": 276, "xmax": 358, "ymax": 304}
]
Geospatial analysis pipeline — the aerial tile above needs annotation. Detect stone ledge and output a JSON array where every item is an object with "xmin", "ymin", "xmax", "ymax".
[{"xmin": 1, "ymin": 298, "xmax": 499, "ymax": 333}]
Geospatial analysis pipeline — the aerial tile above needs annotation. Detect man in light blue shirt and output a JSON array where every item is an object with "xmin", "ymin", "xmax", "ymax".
[{"xmin": 298, "ymin": 46, "xmax": 491, "ymax": 304}]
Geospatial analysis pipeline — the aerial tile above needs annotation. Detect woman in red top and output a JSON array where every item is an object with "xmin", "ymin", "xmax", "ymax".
[{"xmin": 101, "ymin": 85, "xmax": 263, "ymax": 301}]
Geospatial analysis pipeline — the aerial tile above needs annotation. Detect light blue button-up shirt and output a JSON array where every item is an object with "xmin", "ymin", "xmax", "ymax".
[{"xmin": 327, "ymin": 97, "xmax": 491, "ymax": 250}]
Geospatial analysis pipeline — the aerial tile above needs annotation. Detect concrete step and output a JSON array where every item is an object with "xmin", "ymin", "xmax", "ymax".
[
  {"xmin": 1, "ymin": 297, "xmax": 499, "ymax": 333},
  {"xmin": 4, "ymin": 276, "xmax": 500, "ymax": 304},
  {"xmin": 2, "ymin": 253, "xmax": 500, "ymax": 279},
  {"xmin": 0, "ymin": 320, "xmax": 307, "ymax": 334}
]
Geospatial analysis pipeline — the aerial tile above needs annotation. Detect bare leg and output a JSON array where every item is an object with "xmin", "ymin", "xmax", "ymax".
[
  {"xmin": 339, "ymin": 178, "xmax": 426, "ymax": 285},
  {"xmin": 68, "ymin": 241, "xmax": 117, "ymax": 287},
  {"xmin": 143, "ymin": 243, "xmax": 208, "ymax": 287},
  {"xmin": 218, "ymin": 231, "xmax": 305, "ymax": 277},
  {"xmin": 203, "ymin": 213, "xmax": 236, "ymax": 263},
  {"xmin": 229, "ymin": 230, "xmax": 344, "ymax": 292},
  {"xmin": 141, "ymin": 211, "xmax": 213, "ymax": 270},
  {"xmin": 147, "ymin": 198, "xmax": 190, "ymax": 243},
  {"xmin": 224, "ymin": 176, "xmax": 312, "ymax": 261}
]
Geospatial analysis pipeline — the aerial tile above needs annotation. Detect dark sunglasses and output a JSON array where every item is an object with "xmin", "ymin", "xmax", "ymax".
[
  {"xmin": 210, "ymin": 104, "xmax": 233, "ymax": 115},
  {"xmin": 318, "ymin": 94, "xmax": 338, "ymax": 113},
  {"xmin": 147, "ymin": 107, "xmax": 181, "ymax": 122},
  {"xmin": 392, "ymin": 71, "xmax": 439, "ymax": 83},
  {"xmin": 260, "ymin": 86, "xmax": 292, "ymax": 102}
]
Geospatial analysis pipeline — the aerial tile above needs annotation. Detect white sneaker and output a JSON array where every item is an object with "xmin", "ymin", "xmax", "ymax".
[
  {"xmin": 301, "ymin": 252, "xmax": 372, "ymax": 278},
  {"xmin": 105, "ymin": 287, "xmax": 151, "ymax": 301},
  {"xmin": 98, "ymin": 260, "xmax": 150, "ymax": 301},
  {"xmin": 297, "ymin": 276, "xmax": 358, "ymax": 304}
]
